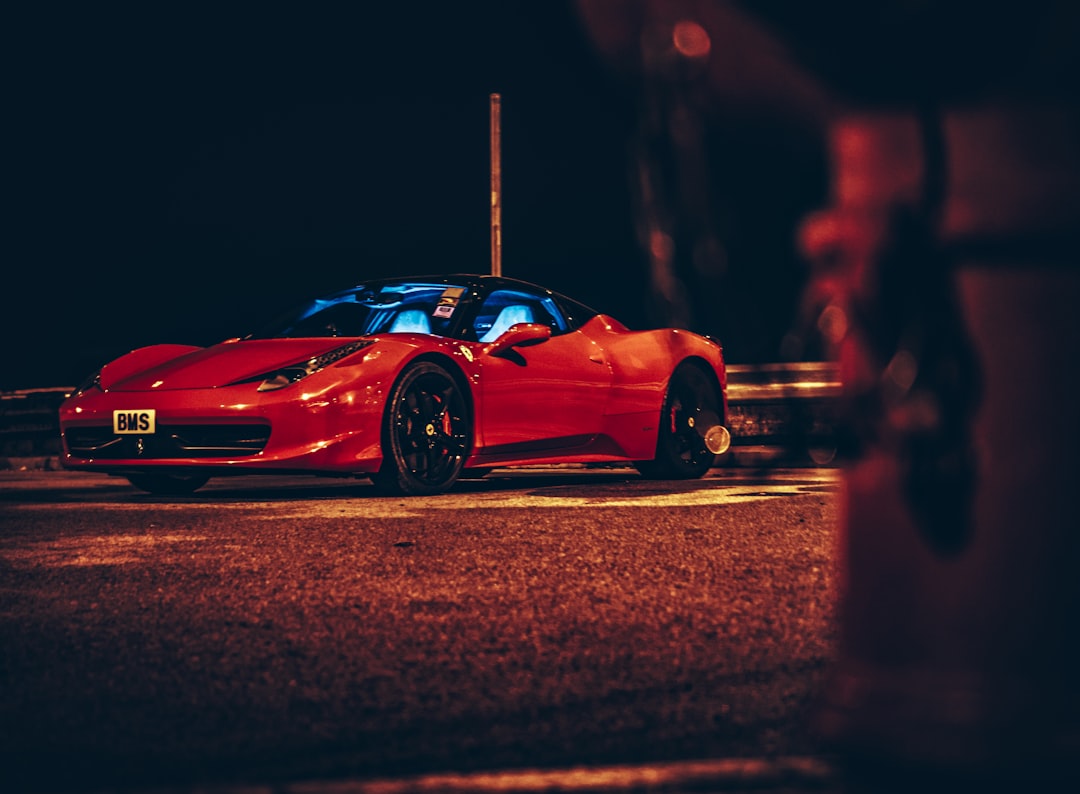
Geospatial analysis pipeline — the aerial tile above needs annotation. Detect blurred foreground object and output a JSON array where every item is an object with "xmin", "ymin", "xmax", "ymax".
[
  {"xmin": 577, "ymin": 0, "xmax": 1080, "ymax": 786},
  {"xmin": 576, "ymin": 0, "xmax": 833, "ymax": 361},
  {"xmin": 802, "ymin": 104, "xmax": 1080, "ymax": 788}
]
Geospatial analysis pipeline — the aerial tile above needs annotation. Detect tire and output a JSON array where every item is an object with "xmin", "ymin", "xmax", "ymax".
[
  {"xmin": 126, "ymin": 472, "xmax": 210, "ymax": 495},
  {"xmin": 372, "ymin": 361, "xmax": 469, "ymax": 495},
  {"xmin": 635, "ymin": 362, "xmax": 722, "ymax": 480}
]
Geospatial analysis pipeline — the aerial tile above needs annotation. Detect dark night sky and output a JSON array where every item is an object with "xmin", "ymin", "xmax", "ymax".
[{"xmin": 5, "ymin": 2, "xmax": 829, "ymax": 391}]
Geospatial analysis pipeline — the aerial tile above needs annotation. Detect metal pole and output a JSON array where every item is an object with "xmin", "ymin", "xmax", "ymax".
[{"xmin": 490, "ymin": 92, "xmax": 502, "ymax": 277}]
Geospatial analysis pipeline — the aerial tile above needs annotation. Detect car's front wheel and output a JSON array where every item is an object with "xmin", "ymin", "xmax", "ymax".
[
  {"xmin": 126, "ymin": 472, "xmax": 210, "ymax": 495},
  {"xmin": 635, "ymin": 362, "xmax": 724, "ymax": 480},
  {"xmin": 372, "ymin": 361, "xmax": 469, "ymax": 495}
]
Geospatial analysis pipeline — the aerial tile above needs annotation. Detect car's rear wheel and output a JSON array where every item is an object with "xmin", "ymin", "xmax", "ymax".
[
  {"xmin": 372, "ymin": 361, "xmax": 469, "ymax": 495},
  {"xmin": 126, "ymin": 472, "xmax": 210, "ymax": 495},
  {"xmin": 635, "ymin": 362, "xmax": 723, "ymax": 480}
]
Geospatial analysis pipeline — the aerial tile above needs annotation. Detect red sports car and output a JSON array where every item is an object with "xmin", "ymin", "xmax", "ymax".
[{"xmin": 59, "ymin": 275, "xmax": 730, "ymax": 495}]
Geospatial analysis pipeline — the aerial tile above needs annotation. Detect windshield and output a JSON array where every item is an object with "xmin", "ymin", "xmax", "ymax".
[{"xmin": 248, "ymin": 282, "xmax": 468, "ymax": 339}]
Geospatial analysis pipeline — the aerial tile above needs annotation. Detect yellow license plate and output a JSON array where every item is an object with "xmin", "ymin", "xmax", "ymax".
[{"xmin": 113, "ymin": 409, "xmax": 156, "ymax": 434}]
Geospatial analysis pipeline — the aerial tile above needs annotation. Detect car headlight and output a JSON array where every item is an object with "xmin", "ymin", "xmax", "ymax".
[{"xmin": 237, "ymin": 340, "xmax": 374, "ymax": 392}]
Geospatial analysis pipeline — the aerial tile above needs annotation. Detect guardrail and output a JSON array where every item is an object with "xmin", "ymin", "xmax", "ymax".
[
  {"xmin": 725, "ymin": 362, "xmax": 841, "ymax": 464},
  {"xmin": 1, "ymin": 387, "xmax": 72, "ymax": 457},
  {"xmin": 1, "ymin": 362, "xmax": 842, "ymax": 464}
]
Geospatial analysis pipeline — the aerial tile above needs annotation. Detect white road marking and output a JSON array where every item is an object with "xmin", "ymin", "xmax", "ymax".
[{"xmin": 2, "ymin": 470, "xmax": 839, "ymax": 521}]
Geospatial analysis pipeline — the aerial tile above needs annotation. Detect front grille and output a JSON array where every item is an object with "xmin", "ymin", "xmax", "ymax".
[{"xmin": 64, "ymin": 424, "xmax": 271, "ymax": 459}]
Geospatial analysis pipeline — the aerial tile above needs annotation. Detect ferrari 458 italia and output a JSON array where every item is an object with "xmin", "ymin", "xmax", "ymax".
[{"xmin": 59, "ymin": 275, "xmax": 730, "ymax": 495}]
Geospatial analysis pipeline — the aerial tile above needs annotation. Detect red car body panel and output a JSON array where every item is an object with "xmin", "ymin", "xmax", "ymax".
[
  {"xmin": 102, "ymin": 339, "xmax": 354, "ymax": 391},
  {"xmin": 59, "ymin": 276, "xmax": 726, "ymax": 482}
]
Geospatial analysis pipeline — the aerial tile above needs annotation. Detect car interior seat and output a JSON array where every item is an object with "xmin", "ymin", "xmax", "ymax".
[
  {"xmin": 480, "ymin": 304, "xmax": 533, "ymax": 343},
  {"xmin": 388, "ymin": 309, "xmax": 432, "ymax": 334}
]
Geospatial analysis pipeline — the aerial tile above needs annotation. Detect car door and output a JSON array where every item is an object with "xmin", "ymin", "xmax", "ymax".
[{"xmin": 472, "ymin": 289, "xmax": 612, "ymax": 454}]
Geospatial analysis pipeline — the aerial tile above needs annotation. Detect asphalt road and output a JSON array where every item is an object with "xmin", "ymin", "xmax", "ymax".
[{"xmin": 0, "ymin": 467, "xmax": 840, "ymax": 793}]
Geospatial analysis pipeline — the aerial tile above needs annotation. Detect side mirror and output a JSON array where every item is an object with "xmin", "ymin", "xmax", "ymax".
[{"xmin": 483, "ymin": 323, "xmax": 552, "ymax": 356}]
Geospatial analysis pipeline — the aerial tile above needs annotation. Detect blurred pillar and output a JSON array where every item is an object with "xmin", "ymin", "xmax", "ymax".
[
  {"xmin": 801, "ymin": 105, "xmax": 1080, "ymax": 785},
  {"xmin": 574, "ymin": 0, "xmax": 831, "ymax": 353}
]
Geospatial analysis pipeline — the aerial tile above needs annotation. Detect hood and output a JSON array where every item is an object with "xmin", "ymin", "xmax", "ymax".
[{"xmin": 104, "ymin": 339, "xmax": 366, "ymax": 391}]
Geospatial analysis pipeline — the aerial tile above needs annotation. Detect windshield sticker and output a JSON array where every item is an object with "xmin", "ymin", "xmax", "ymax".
[
  {"xmin": 433, "ymin": 304, "xmax": 455, "ymax": 319},
  {"xmin": 438, "ymin": 287, "xmax": 466, "ymax": 306}
]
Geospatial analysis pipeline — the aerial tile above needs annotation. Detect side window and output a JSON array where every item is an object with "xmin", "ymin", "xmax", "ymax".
[{"xmin": 473, "ymin": 289, "xmax": 568, "ymax": 343}]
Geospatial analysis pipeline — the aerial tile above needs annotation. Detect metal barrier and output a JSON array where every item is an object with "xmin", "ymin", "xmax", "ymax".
[
  {"xmin": 725, "ymin": 362, "xmax": 841, "ymax": 464},
  {"xmin": 0, "ymin": 387, "xmax": 71, "ymax": 457},
  {"xmin": 1, "ymin": 363, "xmax": 842, "ymax": 462}
]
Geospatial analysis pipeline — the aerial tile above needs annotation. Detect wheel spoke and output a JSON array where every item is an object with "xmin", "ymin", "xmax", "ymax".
[
  {"xmin": 425, "ymin": 445, "xmax": 448, "ymax": 479},
  {"xmin": 440, "ymin": 432, "xmax": 467, "ymax": 456},
  {"xmin": 419, "ymin": 392, "xmax": 435, "ymax": 422}
]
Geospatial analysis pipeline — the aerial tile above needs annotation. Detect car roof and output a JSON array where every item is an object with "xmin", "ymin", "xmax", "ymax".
[
  {"xmin": 358, "ymin": 273, "xmax": 549, "ymax": 293},
  {"xmin": 330, "ymin": 274, "xmax": 603, "ymax": 320},
  {"xmin": 357, "ymin": 273, "xmax": 596, "ymax": 305}
]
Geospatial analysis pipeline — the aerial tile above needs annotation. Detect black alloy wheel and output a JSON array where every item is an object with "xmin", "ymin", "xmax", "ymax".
[
  {"xmin": 635, "ymin": 362, "xmax": 721, "ymax": 480},
  {"xmin": 126, "ymin": 472, "xmax": 210, "ymax": 495},
  {"xmin": 373, "ymin": 361, "xmax": 469, "ymax": 495}
]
